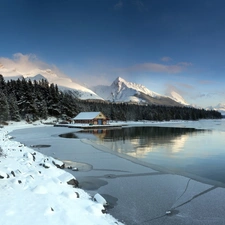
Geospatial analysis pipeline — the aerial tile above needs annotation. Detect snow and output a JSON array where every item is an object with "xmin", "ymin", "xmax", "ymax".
[
  {"xmin": 1, "ymin": 59, "xmax": 192, "ymax": 105},
  {"xmin": 207, "ymin": 103, "xmax": 225, "ymax": 115},
  {"xmin": 3, "ymin": 73, "xmax": 103, "ymax": 101},
  {"xmin": 73, "ymin": 112, "xmax": 102, "ymax": 120},
  {"xmin": 0, "ymin": 121, "xmax": 123, "ymax": 225},
  {"xmin": 167, "ymin": 90, "xmax": 189, "ymax": 106},
  {"xmin": 0, "ymin": 59, "xmax": 104, "ymax": 101},
  {"xmin": 93, "ymin": 193, "xmax": 108, "ymax": 206},
  {"xmin": 93, "ymin": 76, "xmax": 162, "ymax": 103}
]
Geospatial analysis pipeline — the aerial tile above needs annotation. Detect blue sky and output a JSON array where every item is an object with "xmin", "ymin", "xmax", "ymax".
[{"xmin": 1, "ymin": 0, "xmax": 225, "ymax": 107}]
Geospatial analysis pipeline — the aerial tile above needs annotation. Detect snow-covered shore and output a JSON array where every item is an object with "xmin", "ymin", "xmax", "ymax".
[{"xmin": 0, "ymin": 121, "xmax": 123, "ymax": 225}]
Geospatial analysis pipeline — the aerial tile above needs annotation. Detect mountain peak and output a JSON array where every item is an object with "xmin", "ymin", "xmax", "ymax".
[
  {"xmin": 113, "ymin": 77, "xmax": 126, "ymax": 84},
  {"xmin": 216, "ymin": 103, "xmax": 225, "ymax": 108},
  {"xmin": 91, "ymin": 76, "xmax": 185, "ymax": 106},
  {"xmin": 29, "ymin": 74, "xmax": 48, "ymax": 81}
]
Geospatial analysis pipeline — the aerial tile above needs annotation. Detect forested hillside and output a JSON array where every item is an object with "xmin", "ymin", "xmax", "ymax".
[{"xmin": 0, "ymin": 74, "xmax": 222, "ymax": 123}]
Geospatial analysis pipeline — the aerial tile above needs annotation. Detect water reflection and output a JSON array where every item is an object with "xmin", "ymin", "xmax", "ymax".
[
  {"xmin": 60, "ymin": 127, "xmax": 225, "ymax": 186},
  {"xmin": 60, "ymin": 129, "xmax": 107, "ymax": 140},
  {"xmin": 97, "ymin": 127, "xmax": 206, "ymax": 156}
]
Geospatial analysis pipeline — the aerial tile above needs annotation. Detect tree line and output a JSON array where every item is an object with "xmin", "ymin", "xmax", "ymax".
[{"xmin": 0, "ymin": 74, "xmax": 222, "ymax": 123}]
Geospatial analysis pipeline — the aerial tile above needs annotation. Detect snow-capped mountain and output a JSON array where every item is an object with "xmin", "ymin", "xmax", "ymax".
[
  {"xmin": 167, "ymin": 91, "xmax": 189, "ymax": 106},
  {"xmin": 92, "ymin": 77, "xmax": 160, "ymax": 103},
  {"xmin": 0, "ymin": 63, "xmax": 103, "ymax": 100},
  {"xmin": 92, "ymin": 77, "xmax": 184, "ymax": 106},
  {"xmin": 0, "ymin": 59, "xmax": 189, "ymax": 106},
  {"xmin": 207, "ymin": 103, "xmax": 225, "ymax": 115}
]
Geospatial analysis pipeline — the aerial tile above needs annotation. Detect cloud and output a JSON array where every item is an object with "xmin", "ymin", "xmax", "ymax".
[
  {"xmin": 119, "ymin": 61, "xmax": 191, "ymax": 74},
  {"xmin": 196, "ymin": 92, "xmax": 215, "ymax": 98},
  {"xmin": 177, "ymin": 62, "xmax": 192, "ymax": 67},
  {"xmin": 114, "ymin": 0, "xmax": 123, "ymax": 10},
  {"xmin": 161, "ymin": 56, "xmax": 172, "ymax": 62},
  {"xmin": 0, "ymin": 53, "xmax": 67, "ymax": 78}
]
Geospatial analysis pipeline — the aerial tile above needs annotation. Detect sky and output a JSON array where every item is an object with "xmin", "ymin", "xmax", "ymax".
[{"xmin": 1, "ymin": 0, "xmax": 225, "ymax": 107}]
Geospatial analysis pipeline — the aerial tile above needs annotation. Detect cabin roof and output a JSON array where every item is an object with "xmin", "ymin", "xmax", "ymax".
[{"xmin": 73, "ymin": 112, "xmax": 102, "ymax": 120}]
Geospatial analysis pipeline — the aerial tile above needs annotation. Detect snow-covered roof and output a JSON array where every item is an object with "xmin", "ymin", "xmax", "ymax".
[{"xmin": 73, "ymin": 112, "xmax": 102, "ymax": 120}]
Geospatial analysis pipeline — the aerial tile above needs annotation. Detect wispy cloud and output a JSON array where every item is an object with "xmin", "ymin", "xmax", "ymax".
[
  {"xmin": 195, "ymin": 92, "xmax": 215, "ymax": 98},
  {"xmin": 177, "ymin": 62, "xmax": 192, "ymax": 67},
  {"xmin": 161, "ymin": 56, "xmax": 172, "ymax": 62},
  {"xmin": 118, "ymin": 61, "xmax": 192, "ymax": 74},
  {"xmin": 114, "ymin": 0, "xmax": 123, "ymax": 10},
  {"xmin": 0, "ymin": 53, "xmax": 67, "ymax": 78}
]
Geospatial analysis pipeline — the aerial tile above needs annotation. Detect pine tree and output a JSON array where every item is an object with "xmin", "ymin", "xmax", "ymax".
[
  {"xmin": 39, "ymin": 100, "xmax": 48, "ymax": 119},
  {"xmin": 8, "ymin": 93, "xmax": 21, "ymax": 121},
  {"xmin": 0, "ymin": 74, "xmax": 5, "ymax": 90},
  {"xmin": 0, "ymin": 91, "xmax": 9, "ymax": 123}
]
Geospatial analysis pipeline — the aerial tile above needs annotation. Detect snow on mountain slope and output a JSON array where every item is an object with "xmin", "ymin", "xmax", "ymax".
[
  {"xmin": 167, "ymin": 91, "xmax": 189, "ymax": 106},
  {"xmin": 0, "ymin": 58, "xmax": 189, "ymax": 106},
  {"xmin": 207, "ymin": 103, "xmax": 225, "ymax": 115},
  {"xmin": 92, "ymin": 77, "xmax": 162, "ymax": 103},
  {"xmin": 92, "ymin": 77, "xmax": 185, "ymax": 107},
  {"xmin": 0, "ymin": 63, "xmax": 103, "ymax": 100}
]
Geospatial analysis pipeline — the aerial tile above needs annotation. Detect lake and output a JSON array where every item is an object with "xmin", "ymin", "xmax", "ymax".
[
  {"xmin": 60, "ymin": 124, "xmax": 225, "ymax": 187},
  {"xmin": 10, "ymin": 120, "xmax": 225, "ymax": 224}
]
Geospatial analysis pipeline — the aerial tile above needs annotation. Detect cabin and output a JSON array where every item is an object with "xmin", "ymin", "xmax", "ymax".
[{"xmin": 73, "ymin": 112, "xmax": 108, "ymax": 125}]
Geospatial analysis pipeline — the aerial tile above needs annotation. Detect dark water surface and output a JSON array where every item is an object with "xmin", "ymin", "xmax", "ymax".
[{"xmin": 61, "ymin": 126, "xmax": 225, "ymax": 186}]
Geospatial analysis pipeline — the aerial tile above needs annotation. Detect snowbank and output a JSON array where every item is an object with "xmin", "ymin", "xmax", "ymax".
[{"xmin": 0, "ymin": 121, "xmax": 123, "ymax": 225}]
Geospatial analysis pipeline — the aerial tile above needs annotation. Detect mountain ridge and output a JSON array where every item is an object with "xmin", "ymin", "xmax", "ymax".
[
  {"xmin": 1, "ymin": 67, "xmax": 189, "ymax": 107},
  {"xmin": 92, "ymin": 76, "xmax": 185, "ymax": 107},
  {"xmin": 207, "ymin": 103, "xmax": 225, "ymax": 115}
]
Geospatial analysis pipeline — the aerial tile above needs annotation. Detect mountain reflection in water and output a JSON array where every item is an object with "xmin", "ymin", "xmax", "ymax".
[{"xmin": 61, "ymin": 127, "xmax": 225, "ymax": 187}]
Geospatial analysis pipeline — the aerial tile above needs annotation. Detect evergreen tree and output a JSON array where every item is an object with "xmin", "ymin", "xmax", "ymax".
[
  {"xmin": 0, "ymin": 74, "xmax": 6, "ymax": 91},
  {"xmin": 39, "ymin": 100, "xmax": 48, "ymax": 119},
  {"xmin": 8, "ymin": 93, "xmax": 21, "ymax": 121},
  {"xmin": 0, "ymin": 91, "xmax": 9, "ymax": 122},
  {"xmin": 0, "ymin": 74, "xmax": 222, "ymax": 122}
]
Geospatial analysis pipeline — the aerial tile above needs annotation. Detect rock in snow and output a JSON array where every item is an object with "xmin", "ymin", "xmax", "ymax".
[{"xmin": 0, "ymin": 122, "xmax": 123, "ymax": 225}]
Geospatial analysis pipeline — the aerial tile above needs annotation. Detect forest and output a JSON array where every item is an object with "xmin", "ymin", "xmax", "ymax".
[{"xmin": 0, "ymin": 74, "xmax": 222, "ymax": 123}]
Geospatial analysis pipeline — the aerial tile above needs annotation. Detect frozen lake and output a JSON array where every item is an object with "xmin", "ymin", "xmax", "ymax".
[{"xmin": 10, "ymin": 119, "xmax": 225, "ymax": 225}]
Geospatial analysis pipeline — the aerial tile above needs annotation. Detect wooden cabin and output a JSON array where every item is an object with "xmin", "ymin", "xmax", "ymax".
[{"xmin": 73, "ymin": 112, "xmax": 108, "ymax": 125}]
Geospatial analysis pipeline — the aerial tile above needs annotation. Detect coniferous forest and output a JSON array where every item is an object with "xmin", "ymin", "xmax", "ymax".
[{"xmin": 0, "ymin": 74, "xmax": 222, "ymax": 123}]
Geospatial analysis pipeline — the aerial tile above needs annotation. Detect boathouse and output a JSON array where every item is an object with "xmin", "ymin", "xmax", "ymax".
[{"xmin": 73, "ymin": 112, "xmax": 108, "ymax": 125}]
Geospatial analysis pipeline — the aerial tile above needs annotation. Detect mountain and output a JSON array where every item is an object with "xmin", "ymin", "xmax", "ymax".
[
  {"xmin": 1, "ymin": 67, "xmax": 104, "ymax": 100},
  {"xmin": 92, "ymin": 77, "xmax": 185, "ymax": 107},
  {"xmin": 207, "ymin": 103, "xmax": 225, "ymax": 115},
  {"xmin": 0, "ymin": 60, "xmax": 189, "ymax": 106},
  {"xmin": 167, "ymin": 91, "xmax": 189, "ymax": 106}
]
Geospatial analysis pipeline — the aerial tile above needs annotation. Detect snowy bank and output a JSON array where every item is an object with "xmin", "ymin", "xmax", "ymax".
[{"xmin": 0, "ymin": 122, "xmax": 123, "ymax": 225}]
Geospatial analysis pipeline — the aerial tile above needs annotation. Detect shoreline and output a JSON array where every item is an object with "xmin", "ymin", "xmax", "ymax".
[
  {"xmin": 0, "ymin": 122, "xmax": 124, "ymax": 225},
  {"xmin": 8, "ymin": 120, "xmax": 225, "ymax": 225}
]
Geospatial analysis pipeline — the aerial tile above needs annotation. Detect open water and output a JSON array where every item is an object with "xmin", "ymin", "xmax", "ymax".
[{"xmin": 60, "ymin": 120, "xmax": 225, "ymax": 187}]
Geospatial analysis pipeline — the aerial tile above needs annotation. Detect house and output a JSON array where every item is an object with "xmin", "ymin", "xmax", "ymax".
[{"xmin": 73, "ymin": 112, "xmax": 108, "ymax": 125}]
